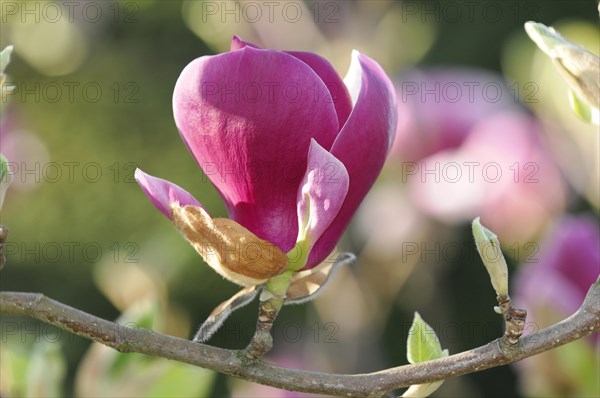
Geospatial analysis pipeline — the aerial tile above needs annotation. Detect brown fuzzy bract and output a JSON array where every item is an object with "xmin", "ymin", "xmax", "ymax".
[{"xmin": 171, "ymin": 205, "xmax": 288, "ymax": 286}]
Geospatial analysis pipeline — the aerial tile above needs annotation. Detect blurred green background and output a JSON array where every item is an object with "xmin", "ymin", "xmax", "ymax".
[{"xmin": 1, "ymin": 0, "xmax": 598, "ymax": 397}]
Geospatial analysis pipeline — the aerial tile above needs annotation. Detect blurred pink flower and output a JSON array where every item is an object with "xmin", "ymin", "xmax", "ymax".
[
  {"xmin": 513, "ymin": 215, "xmax": 600, "ymax": 396},
  {"xmin": 393, "ymin": 68, "xmax": 515, "ymax": 163},
  {"xmin": 0, "ymin": 107, "xmax": 49, "ymax": 194},
  {"xmin": 408, "ymin": 111, "xmax": 566, "ymax": 240},
  {"xmin": 380, "ymin": 68, "xmax": 567, "ymax": 241},
  {"xmin": 515, "ymin": 215, "xmax": 600, "ymax": 324},
  {"xmin": 136, "ymin": 36, "xmax": 397, "ymax": 269}
]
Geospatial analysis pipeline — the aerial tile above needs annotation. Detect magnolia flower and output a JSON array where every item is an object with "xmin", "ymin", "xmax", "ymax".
[{"xmin": 136, "ymin": 36, "xmax": 397, "ymax": 286}]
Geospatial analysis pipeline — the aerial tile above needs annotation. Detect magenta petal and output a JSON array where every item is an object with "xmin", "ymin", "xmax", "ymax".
[
  {"xmin": 173, "ymin": 47, "xmax": 340, "ymax": 252},
  {"xmin": 297, "ymin": 139, "xmax": 349, "ymax": 245},
  {"xmin": 307, "ymin": 51, "xmax": 398, "ymax": 267},
  {"xmin": 230, "ymin": 35, "xmax": 261, "ymax": 51},
  {"xmin": 286, "ymin": 51, "xmax": 353, "ymax": 130},
  {"xmin": 135, "ymin": 168, "xmax": 203, "ymax": 220}
]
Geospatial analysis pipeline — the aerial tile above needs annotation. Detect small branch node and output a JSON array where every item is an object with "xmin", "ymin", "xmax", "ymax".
[{"xmin": 497, "ymin": 294, "xmax": 527, "ymax": 345}]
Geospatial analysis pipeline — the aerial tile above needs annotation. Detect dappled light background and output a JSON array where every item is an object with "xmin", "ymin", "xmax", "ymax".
[{"xmin": 1, "ymin": 1, "xmax": 598, "ymax": 397}]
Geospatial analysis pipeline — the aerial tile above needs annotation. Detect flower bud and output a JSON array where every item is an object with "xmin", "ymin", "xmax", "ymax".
[
  {"xmin": 0, "ymin": 154, "xmax": 13, "ymax": 211},
  {"xmin": 171, "ymin": 204, "xmax": 288, "ymax": 286},
  {"xmin": 1, "ymin": 46, "xmax": 14, "ymax": 112},
  {"xmin": 472, "ymin": 217, "xmax": 509, "ymax": 297},
  {"xmin": 0, "ymin": 45, "xmax": 13, "ymax": 82},
  {"xmin": 525, "ymin": 22, "xmax": 600, "ymax": 116}
]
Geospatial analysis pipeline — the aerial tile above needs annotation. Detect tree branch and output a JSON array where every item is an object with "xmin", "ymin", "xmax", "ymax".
[{"xmin": 1, "ymin": 280, "xmax": 599, "ymax": 397}]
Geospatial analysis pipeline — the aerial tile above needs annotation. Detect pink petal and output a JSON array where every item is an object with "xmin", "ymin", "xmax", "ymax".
[
  {"xmin": 135, "ymin": 168, "xmax": 203, "ymax": 220},
  {"xmin": 297, "ymin": 139, "xmax": 349, "ymax": 244},
  {"xmin": 233, "ymin": 38, "xmax": 354, "ymax": 129},
  {"xmin": 230, "ymin": 35, "xmax": 260, "ymax": 51},
  {"xmin": 173, "ymin": 47, "xmax": 340, "ymax": 252},
  {"xmin": 307, "ymin": 51, "xmax": 398, "ymax": 267},
  {"xmin": 286, "ymin": 51, "xmax": 353, "ymax": 130}
]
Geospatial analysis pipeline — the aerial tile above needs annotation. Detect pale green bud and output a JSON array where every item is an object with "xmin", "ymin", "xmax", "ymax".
[
  {"xmin": 525, "ymin": 21, "xmax": 600, "ymax": 121},
  {"xmin": 0, "ymin": 154, "xmax": 13, "ymax": 211},
  {"xmin": 472, "ymin": 217, "xmax": 508, "ymax": 297},
  {"xmin": 0, "ymin": 45, "xmax": 13, "ymax": 76}
]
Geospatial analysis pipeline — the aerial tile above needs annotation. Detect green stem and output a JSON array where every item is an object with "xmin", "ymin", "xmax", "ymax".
[{"xmin": 286, "ymin": 240, "xmax": 311, "ymax": 272}]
